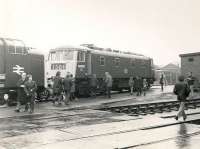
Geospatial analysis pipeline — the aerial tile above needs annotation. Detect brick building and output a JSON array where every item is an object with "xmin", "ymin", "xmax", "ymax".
[{"xmin": 180, "ymin": 52, "xmax": 200, "ymax": 83}]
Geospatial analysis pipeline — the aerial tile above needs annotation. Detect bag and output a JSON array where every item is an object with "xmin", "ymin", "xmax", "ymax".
[{"xmin": 184, "ymin": 84, "xmax": 191, "ymax": 97}]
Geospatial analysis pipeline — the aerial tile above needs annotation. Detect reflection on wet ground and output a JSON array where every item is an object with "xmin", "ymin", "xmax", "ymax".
[
  {"xmin": 0, "ymin": 109, "xmax": 126, "ymax": 139},
  {"xmin": 175, "ymin": 124, "xmax": 190, "ymax": 149}
]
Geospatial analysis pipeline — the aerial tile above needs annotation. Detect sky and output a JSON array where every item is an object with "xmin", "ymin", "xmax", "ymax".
[{"xmin": 0, "ymin": 0, "xmax": 200, "ymax": 66}]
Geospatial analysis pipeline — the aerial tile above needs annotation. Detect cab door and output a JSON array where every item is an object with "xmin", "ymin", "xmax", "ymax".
[{"xmin": 0, "ymin": 39, "xmax": 5, "ymax": 88}]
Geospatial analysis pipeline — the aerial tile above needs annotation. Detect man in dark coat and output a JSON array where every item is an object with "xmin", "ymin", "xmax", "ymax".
[
  {"xmin": 173, "ymin": 75, "xmax": 190, "ymax": 121},
  {"xmin": 63, "ymin": 72, "xmax": 72, "ymax": 105},
  {"xmin": 52, "ymin": 71, "xmax": 63, "ymax": 105},
  {"xmin": 15, "ymin": 72, "xmax": 27, "ymax": 112},
  {"xmin": 90, "ymin": 74, "xmax": 98, "ymax": 97},
  {"xmin": 135, "ymin": 76, "xmax": 142, "ymax": 96},
  {"xmin": 160, "ymin": 74, "xmax": 165, "ymax": 91},
  {"xmin": 24, "ymin": 74, "xmax": 37, "ymax": 113}
]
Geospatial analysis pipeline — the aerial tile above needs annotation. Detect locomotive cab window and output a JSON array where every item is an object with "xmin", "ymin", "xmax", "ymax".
[
  {"xmin": 114, "ymin": 58, "xmax": 120, "ymax": 67},
  {"xmin": 5, "ymin": 39, "xmax": 26, "ymax": 55},
  {"xmin": 77, "ymin": 51, "xmax": 85, "ymax": 62},
  {"xmin": 100, "ymin": 56, "xmax": 105, "ymax": 66},
  {"xmin": 131, "ymin": 59, "xmax": 136, "ymax": 67},
  {"xmin": 50, "ymin": 52, "xmax": 56, "ymax": 61}
]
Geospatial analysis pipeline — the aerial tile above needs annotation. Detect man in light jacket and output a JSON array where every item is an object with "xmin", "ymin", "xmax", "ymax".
[{"xmin": 105, "ymin": 72, "xmax": 112, "ymax": 98}]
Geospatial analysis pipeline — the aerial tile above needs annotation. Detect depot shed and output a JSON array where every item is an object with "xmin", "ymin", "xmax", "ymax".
[{"xmin": 179, "ymin": 52, "xmax": 200, "ymax": 89}]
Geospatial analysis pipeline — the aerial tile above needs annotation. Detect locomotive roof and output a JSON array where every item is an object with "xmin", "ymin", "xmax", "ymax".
[
  {"xmin": 28, "ymin": 48, "xmax": 44, "ymax": 56},
  {"xmin": 179, "ymin": 52, "xmax": 200, "ymax": 57},
  {"xmin": 50, "ymin": 45, "xmax": 91, "ymax": 52},
  {"xmin": 50, "ymin": 45, "xmax": 151, "ymax": 60}
]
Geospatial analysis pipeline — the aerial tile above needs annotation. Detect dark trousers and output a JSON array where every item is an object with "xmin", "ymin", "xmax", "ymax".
[
  {"xmin": 64, "ymin": 90, "xmax": 70, "ymax": 105},
  {"xmin": 106, "ymin": 87, "xmax": 111, "ymax": 98},
  {"xmin": 26, "ymin": 94, "xmax": 35, "ymax": 112},
  {"xmin": 90, "ymin": 86, "xmax": 97, "ymax": 97},
  {"xmin": 161, "ymin": 84, "xmax": 164, "ymax": 91}
]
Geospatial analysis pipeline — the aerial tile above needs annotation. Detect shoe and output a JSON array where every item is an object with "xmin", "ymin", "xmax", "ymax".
[
  {"xmin": 15, "ymin": 109, "xmax": 20, "ymax": 112},
  {"xmin": 29, "ymin": 110, "xmax": 33, "ymax": 114},
  {"xmin": 175, "ymin": 116, "xmax": 178, "ymax": 120},
  {"xmin": 183, "ymin": 116, "xmax": 187, "ymax": 121}
]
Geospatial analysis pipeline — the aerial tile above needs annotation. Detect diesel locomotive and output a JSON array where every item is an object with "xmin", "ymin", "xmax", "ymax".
[{"xmin": 0, "ymin": 37, "xmax": 44, "ymax": 105}]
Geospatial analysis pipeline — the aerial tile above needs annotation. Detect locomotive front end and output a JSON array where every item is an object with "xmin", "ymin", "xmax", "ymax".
[{"xmin": 45, "ymin": 46, "xmax": 79, "ymax": 88}]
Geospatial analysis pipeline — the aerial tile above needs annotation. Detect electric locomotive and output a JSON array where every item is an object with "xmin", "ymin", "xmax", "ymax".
[{"xmin": 46, "ymin": 44, "xmax": 154, "ymax": 96}]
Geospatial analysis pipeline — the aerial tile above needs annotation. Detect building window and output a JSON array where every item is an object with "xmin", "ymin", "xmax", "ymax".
[
  {"xmin": 188, "ymin": 57, "xmax": 194, "ymax": 62},
  {"xmin": 77, "ymin": 51, "xmax": 85, "ymax": 62},
  {"xmin": 100, "ymin": 56, "xmax": 105, "ymax": 66},
  {"xmin": 114, "ymin": 58, "xmax": 120, "ymax": 67}
]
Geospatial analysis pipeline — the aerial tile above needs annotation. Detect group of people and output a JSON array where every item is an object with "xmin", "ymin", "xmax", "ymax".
[
  {"xmin": 173, "ymin": 72, "xmax": 195, "ymax": 121},
  {"xmin": 15, "ymin": 73, "xmax": 37, "ymax": 113},
  {"xmin": 52, "ymin": 71, "xmax": 76, "ymax": 106},
  {"xmin": 129, "ymin": 76, "xmax": 148, "ymax": 96}
]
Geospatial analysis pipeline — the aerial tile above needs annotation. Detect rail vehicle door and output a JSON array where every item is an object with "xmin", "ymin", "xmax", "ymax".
[
  {"xmin": 0, "ymin": 39, "xmax": 6, "ymax": 88},
  {"xmin": 4, "ymin": 39, "xmax": 30, "ymax": 88}
]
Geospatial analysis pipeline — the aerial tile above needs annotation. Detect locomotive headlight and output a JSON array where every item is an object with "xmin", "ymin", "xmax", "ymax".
[{"xmin": 4, "ymin": 94, "xmax": 9, "ymax": 101}]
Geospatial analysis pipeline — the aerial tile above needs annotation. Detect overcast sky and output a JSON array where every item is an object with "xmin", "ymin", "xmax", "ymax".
[{"xmin": 0, "ymin": 0, "xmax": 200, "ymax": 65}]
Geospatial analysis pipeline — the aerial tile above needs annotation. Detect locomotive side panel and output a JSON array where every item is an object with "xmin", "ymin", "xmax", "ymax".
[
  {"xmin": 28, "ymin": 54, "xmax": 45, "ymax": 87},
  {"xmin": 0, "ymin": 39, "xmax": 5, "ymax": 75},
  {"xmin": 90, "ymin": 52, "xmax": 152, "ymax": 90}
]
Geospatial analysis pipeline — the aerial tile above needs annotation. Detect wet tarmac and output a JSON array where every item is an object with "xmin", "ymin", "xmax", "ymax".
[{"xmin": 1, "ymin": 85, "xmax": 200, "ymax": 149}]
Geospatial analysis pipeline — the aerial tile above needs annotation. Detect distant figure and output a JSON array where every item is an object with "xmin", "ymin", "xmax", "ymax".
[
  {"xmin": 63, "ymin": 72, "xmax": 72, "ymax": 105},
  {"xmin": 173, "ymin": 75, "xmax": 190, "ymax": 121},
  {"xmin": 15, "ymin": 73, "xmax": 27, "ymax": 112},
  {"xmin": 52, "ymin": 71, "xmax": 63, "ymax": 105},
  {"xmin": 160, "ymin": 74, "xmax": 165, "ymax": 92},
  {"xmin": 105, "ymin": 72, "xmax": 113, "ymax": 98},
  {"xmin": 135, "ymin": 76, "xmax": 142, "ymax": 96},
  {"xmin": 129, "ymin": 76, "xmax": 134, "ymax": 95},
  {"xmin": 90, "ymin": 74, "xmax": 98, "ymax": 98},
  {"xmin": 24, "ymin": 74, "xmax": 37, "ymax": 113},
  {"xmin": 70, "ymin": 74, "xmax": 77, "ymax": 101},
  {"xmin": 143, "ymin": 78, "xmax": 148, "ymax": 96},
  {"xmin": 186, "ymin": 72, "xmax": 195, "ymax": 97}
]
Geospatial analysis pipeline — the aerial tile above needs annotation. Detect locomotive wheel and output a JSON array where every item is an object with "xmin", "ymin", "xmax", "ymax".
[{"xmin": 39, "ymin": 89, "xmax": 50, "ymax": 101}]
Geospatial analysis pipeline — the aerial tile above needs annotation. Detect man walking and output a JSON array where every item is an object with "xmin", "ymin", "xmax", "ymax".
[
  {"xmin": 105, "ymin": 72, "xmax": 112, "ymax": 98},
  {"xmin": 160, "ymin": 73, "xmax": 165, "ymax": 92},
  {"xmin": 173, "ymin": 75, "xmax": 190, "ymax": 121}
]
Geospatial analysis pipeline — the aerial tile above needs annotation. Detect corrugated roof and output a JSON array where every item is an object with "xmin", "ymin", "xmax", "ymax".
[{"xmin": 179, "ymin": 52, "xmax": 200, "ymax": 57}]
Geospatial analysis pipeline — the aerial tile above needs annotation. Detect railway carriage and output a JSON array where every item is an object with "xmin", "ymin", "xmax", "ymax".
[
  {"xmin": 46, "ymin": 44, "xmax": 154, "ymax": 96},
  {"xmin": 0, "ymin": 37, "xmax": 45, "ymax": 105}
]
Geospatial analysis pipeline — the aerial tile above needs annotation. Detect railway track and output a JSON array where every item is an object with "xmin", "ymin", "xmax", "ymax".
[{"xmin": 100, "ymin": 98, "xmax": 200, "ymax": 116}]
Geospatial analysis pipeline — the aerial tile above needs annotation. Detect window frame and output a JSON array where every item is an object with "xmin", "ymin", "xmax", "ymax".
[
  {"xmin": 114, "ymin": 57, "xmax": 120, "ymax": 67},
  {"xmin": 188, "ymin": 57, "xmax": 194, "ymax": 62},
  {"xmin": 5, "ymin": 39, "xmax": 27, "ymax": 55},
  {"xmin": 100, "ymin": 56, "xmax": 105, "ymax": 66},
  {"xmin": 77, "ymin": 51, "xmax": 86, "ymax": 62}
]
